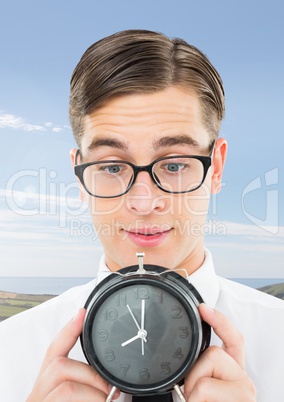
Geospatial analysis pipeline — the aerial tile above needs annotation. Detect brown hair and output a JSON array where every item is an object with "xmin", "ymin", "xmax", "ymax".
[{"xmin": 69, "ymin": 29, "xmax": 225, "ymax": 146}]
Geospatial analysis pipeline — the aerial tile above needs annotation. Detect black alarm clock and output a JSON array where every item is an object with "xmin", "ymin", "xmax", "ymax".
[{"xmin": 81, "ymin": 253, "xmax": 211, "ymax": 401}]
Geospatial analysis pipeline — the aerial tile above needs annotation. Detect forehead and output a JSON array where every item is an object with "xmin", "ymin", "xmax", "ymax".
[{"xmin": 81, "ymin": 86, "xmax": 210, "ymax": 153}]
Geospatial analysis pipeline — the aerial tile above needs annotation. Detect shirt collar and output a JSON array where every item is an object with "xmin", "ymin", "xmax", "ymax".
[
  {"xmin": 97, "ymin": 248, "xmax": 219, "ymax": 309},
  {"xmin": 186, "ymin": 248, "xmax": 220, "ymax": 308}
]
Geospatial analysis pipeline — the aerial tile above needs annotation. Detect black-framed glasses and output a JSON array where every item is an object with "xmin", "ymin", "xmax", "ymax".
[{"xmin": 74, "ymin": 144, "xmax": 214, "ymax": 198}]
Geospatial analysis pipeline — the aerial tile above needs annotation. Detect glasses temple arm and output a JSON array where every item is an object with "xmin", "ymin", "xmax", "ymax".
[{"xmin": 74, "ymin": 149, "xmax": 80, "ymax": 166}]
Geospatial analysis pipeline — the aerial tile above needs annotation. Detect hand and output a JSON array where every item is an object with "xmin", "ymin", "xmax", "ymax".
[
  {"xmin": 121, "ymin": 333, "xmax": 144, "ymax": 347},
  {"xmin": 122, "ymin": 301, "xmax": 147, "ymax": 355},
  {"xmin": 141, "ymin": 299, "xmax": 146, "ymax": 355},
  {"xmin": 126, "ymin": 303, "xmax": 147, "ymax": 341},
  {"xmin": 184, "ymin": 304, "xmax": 257, "ymax": 402},
  {"xmin": 26, "ymin": 309, "xmax": 120, "ymax": 402}
]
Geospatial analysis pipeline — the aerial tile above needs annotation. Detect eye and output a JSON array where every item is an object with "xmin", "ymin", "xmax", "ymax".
[
  {"xmin": 163, "ymin": 162, "xmax": 188, "ymax": 173},
  {"xmin": 98, "ymin": 164, "xmax": 125, "ymax": 174}
]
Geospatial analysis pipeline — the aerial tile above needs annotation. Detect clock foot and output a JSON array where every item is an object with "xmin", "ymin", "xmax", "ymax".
[
  {"xmin": 173, "ymin": 384, "xmax": 186, "ymax": 402},
  {"xmin": 105, "ymin": 385, "xmax": 118, "ymax": 402}
]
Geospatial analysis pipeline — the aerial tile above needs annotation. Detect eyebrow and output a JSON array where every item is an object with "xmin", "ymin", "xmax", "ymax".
[
  {"xmin": 152, "ymin": 135, "xmax": 200, "ymax": 150},
  {"xmin": 87, "ymin": 134, "xmax": 200, "ymax": 153},
  {"xmin": 87, "ymin": 137, "xmax": 128, "ymax": 151}
]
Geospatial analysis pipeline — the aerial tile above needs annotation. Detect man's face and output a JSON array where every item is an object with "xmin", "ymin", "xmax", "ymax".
[{"xmin": 71, "ymin": 86, "xmax": 227, "ymax": 275}]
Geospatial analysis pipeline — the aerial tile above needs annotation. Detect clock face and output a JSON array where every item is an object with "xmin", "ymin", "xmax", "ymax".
[{"xmin": 83, "ymin": 276, "xmax": 203, "ymax": 394}]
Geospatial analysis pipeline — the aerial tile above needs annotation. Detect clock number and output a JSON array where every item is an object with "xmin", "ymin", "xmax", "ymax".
[
  {"xmin": 160, "ymin": 362, "xmax": 171, "ymax": 375},
  {"xmin": 179, "ymin": 326, "xmax": 189, "ymax": 339},
  {"xmin": 139, "ymin": 368, "xmax": 150, "ymax": 381},
  {"xmin": 103, "ymin": 308, "xmax": 118, "ymax": 321},
  {"xmin": 171, "ymin": 306, "xmax": 182, "ymax": 319},
  {"xmin": 120, "ymin": 364, "xmax": 130, "ymax": 377},
  {"xmin": 105, "ymin": 348, "xmax": 115, "ymax": 362},
  {"xmin": 134, "ymin": 287, "xmax": 149, "ymax": 299},
  {"xmin": 98, "ymin": 329, "xmax": 108, "ymax": 341},
  {"xmin": 173, "ymin": 347, "xmax": 184, "ymax": 360},
  {"xmin": 115, "ymin": 293, "xmax": 127, "ymax": 306},
  {"xmin": 156, "ymin": 289, "xmax": 163, "ymax": 303}
]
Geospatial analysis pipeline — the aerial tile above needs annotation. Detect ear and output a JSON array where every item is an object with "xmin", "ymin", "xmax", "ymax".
[
  {"xmin": 70, "ymin": 148, "xmax": 88, "ymax": 202},
  {"xmin": 211, "ymin": 138, "xmax": 227, "ymax": 194}
]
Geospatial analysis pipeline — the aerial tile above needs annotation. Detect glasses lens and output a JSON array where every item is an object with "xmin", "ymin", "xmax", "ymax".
[
  {"xmin": 153, "ymin": 157, "xmax": 205, "ymax": 193},
  {"xmin": 83, "ymin": 162, "xmax": 133, "ymax": 197}
]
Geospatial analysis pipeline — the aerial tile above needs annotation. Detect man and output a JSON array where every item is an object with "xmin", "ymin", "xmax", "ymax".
[{"xmin": 0, "ymin": 29, "xmax": 283, "ymax": 402}]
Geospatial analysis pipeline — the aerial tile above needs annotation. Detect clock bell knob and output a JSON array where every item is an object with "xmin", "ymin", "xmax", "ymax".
[{"xmin": 136, "ymin": 252, "xmax": 146, "ymax": 274}]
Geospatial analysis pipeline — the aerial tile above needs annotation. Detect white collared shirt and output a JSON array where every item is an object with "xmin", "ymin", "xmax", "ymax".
[{"xmin": 0, "ymin": 249, "xmax": 284, "ymax": 402}]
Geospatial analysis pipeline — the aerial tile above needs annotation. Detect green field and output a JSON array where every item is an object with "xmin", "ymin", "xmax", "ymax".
[
  {"xmin": 258, "ymin": 283, "xmax": 284, "ymax": 300},
  {"xmin": 0, "ymin": 282, "xmax": 283, "ymax": 322},
  {"xmin": 0, "ymin": 291, "xmax": 55, "ymax": 322}
]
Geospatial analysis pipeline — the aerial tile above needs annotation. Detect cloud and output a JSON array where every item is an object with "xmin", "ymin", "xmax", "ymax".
[
  {"xmin": 216, "ymin": 220, "xmax": 284, "ymax": 243},
  {"xmin": 206, "ymin": 240, "xmax": 283, "ymax": 253},
  {"xmin": 0, "ymin": 190, "xmax": 102, "ymax": 276},
  {"xmin": 0, "ymin": 113, "xmax": 46, "ymax": 132},
  {"xmin": 0, "ymin": 112, "xmax": 70, "ymax": 134},
  {"xmin": 0, "ymin": 188, "xmax": 283, "ymax": 276},
  {"xmin": 45, "ymin": 122, "xmax": 63, "ymax": 132}
]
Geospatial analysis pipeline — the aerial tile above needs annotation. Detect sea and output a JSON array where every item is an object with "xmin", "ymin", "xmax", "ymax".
[
  {"xmin": 0, "ymin": 277, "xmax": 94, "ymax": 295},
  {"xmin": 0, "ymin": 277, "xmax": 283, "ymax": 296}
]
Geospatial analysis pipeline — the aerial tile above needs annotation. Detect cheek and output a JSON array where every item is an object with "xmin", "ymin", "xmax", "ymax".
[
  {"xmin": 88, "ymin": 196, "xmax": 125, "ymax": 218},
  {"xmin": 88, "ymin": 196, "xmax": 127, "ymax": 242},
  {"xmin": 180, "ymin": 184, "xmax": 211, "ymax": 219}
]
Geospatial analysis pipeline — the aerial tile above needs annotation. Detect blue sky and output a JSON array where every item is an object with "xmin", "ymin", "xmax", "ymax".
[{"xmin": 0, "ymin": 0, "xmax": 283, "ymax": 277}]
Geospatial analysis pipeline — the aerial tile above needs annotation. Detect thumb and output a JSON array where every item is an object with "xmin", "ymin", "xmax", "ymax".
[
  {"xmin": 40, "ymin": 308, "xmax": 86, "ymax": 373},
  {"xmin": 199, "ymin": 303, "xmax": 245, "ymax": 370}
]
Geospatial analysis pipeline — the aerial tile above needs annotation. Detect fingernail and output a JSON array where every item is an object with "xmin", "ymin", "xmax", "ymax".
[
  {"xmin": 200, "ymin": 303, "xmax": 214, "ymax": 313},
  {"xmin": 72, "ymin": 308, "xmax": 83, "ymax": 321},
  {"xmin": 108, "ymin": 384, "xmax": 120, "ymax": 399}
]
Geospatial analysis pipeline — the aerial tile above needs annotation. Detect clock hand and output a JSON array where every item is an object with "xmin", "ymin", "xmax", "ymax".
[
  {"xmin": 141, "ymin": 299, "xmax": 146, "ymax": 355},
  {"xmin": 121, "ymin": 333, "xmax": 141, "ymax": 347},
  {"xmin": 127, "ymin": 304, "xmax": 147, "ymax": 343},
  {"xmin": 127, "ymin": 304, "xmax": 140, "ymax": 331},
  {"xmin": 141, "ymin": 299, "xmax": 145, "ymax": 331},
  {"xmin": 121, "ymin": 329, "xmax": 147, "ymax": 347},
  {"xmin": 122, "ymin": 301, "xmax": 148, "ymax": 350}
]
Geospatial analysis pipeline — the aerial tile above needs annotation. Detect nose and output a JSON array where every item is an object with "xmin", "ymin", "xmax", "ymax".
[{"xmin": 126, "ymin": 171, "xmax": 166, "ymax": 215}]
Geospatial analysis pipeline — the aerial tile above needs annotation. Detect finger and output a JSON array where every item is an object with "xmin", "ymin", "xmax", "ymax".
[
  {"xmin": 44, "ymin": 382, "xmax": 108, "ymax": 402},
  {"xmin": 36, "ymin": 357, "xmax": 110, "ymax": 399},
  {"xmin": 199, "ymin": 303, "xmax": 245, "ymax": 369},
  {"xmin": 184, "ymin": 346, "xmax": 244, "ymax": 397},
  {"xmin": 187, "ymin": 377, "xmax": 255, "ymax": 402},
  {"xmin": 40, "ymin": 308, "xmax": 86, "ymax": 374}
]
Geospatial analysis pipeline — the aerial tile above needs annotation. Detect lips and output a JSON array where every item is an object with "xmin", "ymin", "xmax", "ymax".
[{"xmin": 125, "ymin": 227, "xmax": 172, "ymax": 247}]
